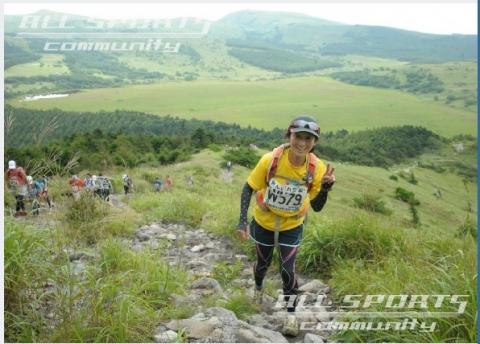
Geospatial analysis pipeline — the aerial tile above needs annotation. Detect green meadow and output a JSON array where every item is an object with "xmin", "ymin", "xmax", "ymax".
[
  {"xmin": 10, "ymin": 76, "xmax": 476, "ymax": 137},
  {"xmin": 5, "ymin": 54, "xmax": 70, "ymax": 78}
]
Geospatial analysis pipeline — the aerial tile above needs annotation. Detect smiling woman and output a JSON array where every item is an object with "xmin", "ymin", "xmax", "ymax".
[{"xmin": 235, "ymin": 115, "xmax": 336, "ymax": 336}]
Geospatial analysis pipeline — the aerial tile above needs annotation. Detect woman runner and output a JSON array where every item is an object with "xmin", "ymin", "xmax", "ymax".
[{"xmin": 236, "ymin": 115, "xmax": 335, "ymax": 336}]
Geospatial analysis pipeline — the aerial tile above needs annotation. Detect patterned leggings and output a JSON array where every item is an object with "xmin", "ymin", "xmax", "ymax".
[{"xmin": 253, "ymin": 243, "xmax": 299, "ymax": 297}]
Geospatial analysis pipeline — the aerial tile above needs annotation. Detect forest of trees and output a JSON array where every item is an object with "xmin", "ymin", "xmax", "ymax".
[
  {"xmin": 316, "ymin": 126, "xmax": 445, "ymax": 167},
  {"xmin": 5, "ymin": 105, "xmax": 285, "ymax": 148},
  {"xmin": 227, "ymin": 40, "xmax": 341, "ymax": 73},
  {"xmin": 4, "ymin": 42, "xmax": 40, "ymax": 69},
  {"xmin": 6, "ymin": 105, "xmax": 454, "ymax": 172},
  {"xmin": 330, "ymin": 68, "xmax": 444, "ymax": 94},
  {"xmin": 6, "ymin": 130, "xmax": 197, "ymax": 173}
]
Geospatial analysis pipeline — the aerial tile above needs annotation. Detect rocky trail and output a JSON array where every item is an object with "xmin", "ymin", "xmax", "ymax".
[
  {"xmin": 20, "ymin": 192, "xmax": 339, "ymax": 343},
  {"xmin": 129, "ymin": 221, "xmax": 339, "ymax": 343}
]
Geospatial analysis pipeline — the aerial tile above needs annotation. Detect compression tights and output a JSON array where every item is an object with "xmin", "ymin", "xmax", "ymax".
[{"xmin": 254, "ymin": 243, "xmax": 299, "ymax": 311}]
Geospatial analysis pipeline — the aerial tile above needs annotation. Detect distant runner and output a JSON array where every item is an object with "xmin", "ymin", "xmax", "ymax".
[
  {"xmin": 69, "ymin": 175, "xmax": 85, "ymax": 200},
  {"xmin": 165, "ymin": 175, "xmax": 173, "ymax": 190},
  {"xmin": 5, "ymin": 160, "xmax": 28, "ymax": 217},
  {"xmin": 95, "ymin": 176, "xmax": 113, "ymax": 201},
  {"xmin": 123, "ymin": 174, "xmax": 133, "ymax": 195},
  {"xmin": 154, "ymin": 177, "xmax": 163, "ymax": 192},
  {"xmin": 35, "ymin": 176, "xmax": 52, "ymax": 209},
  {"xmin": 235, "ymin": 116, "xmax": 335, "ymax": 336},
  {"xmin": 85, "ymin": 173, "xmax": 96, "ymax": 193}
]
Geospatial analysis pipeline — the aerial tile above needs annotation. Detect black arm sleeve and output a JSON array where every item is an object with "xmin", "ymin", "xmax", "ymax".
[
  {"xmin": 310, "ymin": 188, "xmax": 329, "ymax": 212},
  {"xmin": 237, "ymin": 182, "xmax": 254, "ymax": 230}
]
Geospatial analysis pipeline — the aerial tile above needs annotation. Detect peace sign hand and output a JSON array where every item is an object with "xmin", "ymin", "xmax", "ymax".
[{"xmin": 321, "ymin": 164, "xmax": 336, "ymax": 190}]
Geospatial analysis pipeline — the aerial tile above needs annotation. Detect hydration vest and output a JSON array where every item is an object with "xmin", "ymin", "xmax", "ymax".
[{"xmin": 255, "ymin": 143, "xmax": 317, "ymax": 218}]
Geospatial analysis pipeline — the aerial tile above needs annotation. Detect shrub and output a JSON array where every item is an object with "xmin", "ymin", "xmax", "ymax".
[
  {"xmin": 389, "ymin": 175, "xmax": 398, "ymax": 181},
  {"xmin": 353, "ymin": 194, "xmax": 392, "ymax": 215},
  {"xmin": 394, "ymin": 187, "xmax": 420, "ymax": 205},
  {"xmin": 63, "ymin": 193, "xmax": 111, "ymax": 244},
  {"xmin": 223, "ymin": 147, "xmax": 260, "ymax": 168},
  {"xmin": 208, "ymin": 143, "xmax": 222, "ymax": 152}
]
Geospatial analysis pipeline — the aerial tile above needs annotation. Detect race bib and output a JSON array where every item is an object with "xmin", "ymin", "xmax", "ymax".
[{"xmin": 264, "ymin": 179, "xmax": 308, "ymax": 212}]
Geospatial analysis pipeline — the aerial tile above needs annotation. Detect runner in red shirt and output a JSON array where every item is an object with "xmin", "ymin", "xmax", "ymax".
[
  {"xmin": 69, "ymin": 175, "xmax": 85, "ymax": 200},
  {"xmin": 5, "ymin": 160, "xmax": 28, "ymax": 216}
]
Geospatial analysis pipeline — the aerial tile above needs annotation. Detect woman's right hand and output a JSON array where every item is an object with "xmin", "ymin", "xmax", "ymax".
[{"xmin": 236, "ymin": 227, "xmax": 249, "ymax": 241}]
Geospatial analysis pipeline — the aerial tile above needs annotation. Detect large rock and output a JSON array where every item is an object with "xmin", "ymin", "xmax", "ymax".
[
  {"xmin": 170, "ymin": 293, "xmax": 202, "ymax": 307},
  {"xmin": 136, "ymin": 232, "xmax": 150, "ymax": 242},
  {"xmin": 261, "ymin": 293, "xmax": 277, "ymax": 314},
  {"xmin": 191, "ymin": 277, "xmax": 224, "ymax": 294},
  {"xmin": 236, "ymin": 320, "xmax": 288, "ymax": 343},
  {"xmin": 185, "ymin": 260, "xmax": 212, "ymax": 269},
  {"xmin": 204, "ymin": 307, "xmax": 238, "ymax": 342},
  {"xmin": 153, "ymin": 330, "xmax": 177, "ymax": 343},
  {"xmin": 304, "ymin": 333, "xmax": 325, "ymax": 343},
  {"xmin": 246, "ymin": 314, "xmax": 269, "ymax": 328},
  {"xmin": 165, "ymin": 308, "xmax": 238, "ymax": 342},
  {"xmin": 165, "ymin": 318, "xmax": 221, "ymax": 339},
  {"xmin": 204, "ymin": 307, "xmax": 237, "ymax": 322},
  {"xmin": 299, "ymin": 280, "xmax": 328, "ymax": 294},
  {"xmin": 149, "ymin": 223, "xmax": 162, "ymax": 231}
]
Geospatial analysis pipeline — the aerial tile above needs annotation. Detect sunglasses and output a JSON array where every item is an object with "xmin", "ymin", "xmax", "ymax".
[{"xmin": 290, "ymin": 119, "xmax": 320, "ymax": 133}]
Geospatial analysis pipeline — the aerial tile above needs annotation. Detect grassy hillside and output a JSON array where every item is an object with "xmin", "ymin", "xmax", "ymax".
[
  {"xmin": 5, "ymin": 147, "xmax": 476, "ymax": 342},
  {"xmin": 212, "ymin": 11, "xmax": 476, "ymax": 63},
  {"xmin": 9, "ymin": 76, "xmax": 476, "ymax": 137},
  {"xmin": 328, "ymin": 61, "xmax": 477, "ymax": 113},
  {"xmin": 5, "ymin": 54, "xmax": 70, "ymax": 78}
]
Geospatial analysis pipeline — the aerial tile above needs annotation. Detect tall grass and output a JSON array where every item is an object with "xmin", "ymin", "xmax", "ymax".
[
  {"xmin": 47, "ymin": 239, "xmax": 189, "ymax": 342},
  {"xmin": 63, "ymin": 193, "xmax": 140, "ymax": 244},
  {"xmin": 298, "ymin": 215, "xmax": 407, "ymax": 276},
  {"xmin": 5, "ymin": 221, "xmax": 190, "ymax": 342},
  {"xmin": 298, "ymin": 214, "xmax": 477, "ymax": 343},
  {"xmin": 4, "ymin": 220, "xmax": 54, "ymax": 342}
]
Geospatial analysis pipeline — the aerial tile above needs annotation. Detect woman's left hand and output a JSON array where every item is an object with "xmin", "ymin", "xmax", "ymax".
[{"xmin": 321, "ymin": 164, "xmax": 336, "ymax": 189}]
